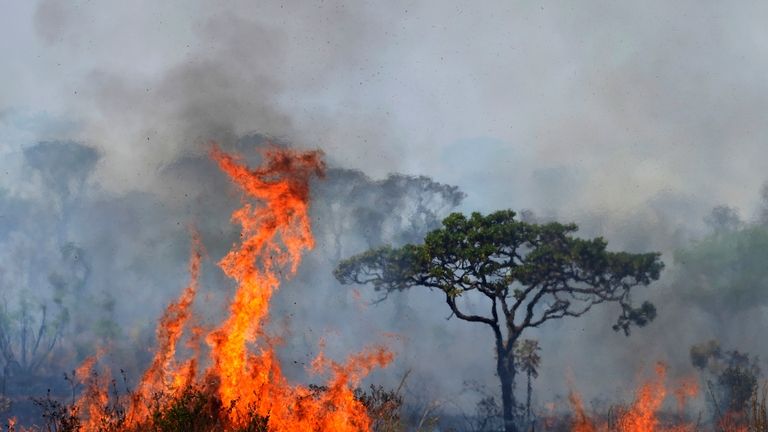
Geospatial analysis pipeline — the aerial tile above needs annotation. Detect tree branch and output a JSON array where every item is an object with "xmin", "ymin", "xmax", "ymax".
[{"xmin": 444, "ymin": 293, "xmax": 498, "ymax": 327}]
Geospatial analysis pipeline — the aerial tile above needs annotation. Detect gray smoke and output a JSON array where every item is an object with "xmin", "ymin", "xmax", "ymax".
[{"xmin": 3, "ymin": 0, "xmax": 768, "ymax": 425}]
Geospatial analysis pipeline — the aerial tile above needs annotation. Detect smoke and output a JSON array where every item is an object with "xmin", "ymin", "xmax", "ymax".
[
  {"xmin": 8, "ymin": 0, "xmax": 768, "ymax": 213},
  {"xmin": 3, "ymin": 0, "xmax": 768, "ymax": 424}
]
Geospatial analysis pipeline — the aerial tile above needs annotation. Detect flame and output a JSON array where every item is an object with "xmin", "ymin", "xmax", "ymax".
[
  {"xmin": 123, "ymin": 229, "xmax": 203, "ymax": 426},
  {"xmin": 74, "ymin": 354, "xmax": 112, "ymax": 431},
  {"xmin": 204, "ymin": 145, "xmax": 324, "ymax": 419},
  {"xmin": 68, "ymin": 145, "xmax": 392, "ymax": 431},
  {"xmin": 672, "ymin": 376, "xmax": 698, "ymax": 414},
  {"xmin": 569, "ymin": 391, "xmax": 596, "ymax": 432},
  {"xmin": 614, "ymin": 363, "xmax": 668, "ymax": 432},
  {"xmin": 569, "ymin": 363, "xmax": 698, "ymax": 432}
]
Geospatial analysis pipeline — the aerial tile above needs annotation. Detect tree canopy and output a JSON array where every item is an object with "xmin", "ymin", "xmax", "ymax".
[
  {"xmin": 335, "ymin": 210, "xmax": 663, "ymax": 336},
  {"xmin": 335, "ymin": 210, "xmax": 664, "ymax": 432},
  {"xmin": 674, "ymin": 222, "xmax": 768, "ymax": 317}
]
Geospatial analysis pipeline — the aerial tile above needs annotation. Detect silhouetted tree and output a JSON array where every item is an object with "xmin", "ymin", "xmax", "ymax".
[
  {"xmin": 312, "ymin": 168, "xmax": 465, "ymax": 262},
  {"xmin": 335, "ymin": 210, "xmax": 663, "ymax": 432},
  {"xmin": 0, "ymin": 300, "xmax": 65, "ymax": 381},
  {"xmin": 23, "ymin": 141, "xmax": 99, "ymax": 205},
  {"xmin": 704, "ymin": 205, "xmax": 742, "ymax": 234},
  {"xmin": 514, "ymin": 339, "xmax": 540, "ymax": 427},
  {"xmin": 690, "ymin": 340, "xmax": 760, "ymax": 419}
]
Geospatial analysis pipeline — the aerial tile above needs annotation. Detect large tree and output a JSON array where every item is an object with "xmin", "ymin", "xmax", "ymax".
[{"xmin": 334, "ymin": 210, "xmax": 663, "ymax": 432}]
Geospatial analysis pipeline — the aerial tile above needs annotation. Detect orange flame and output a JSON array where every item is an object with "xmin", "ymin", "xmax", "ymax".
[
  {"xmin": 69, "ymin": 145, "xmax": 392, "ymax": 431},
  {"xmin": 673, "ymin": 376, "xmax": 698, "ymax": 415},
  {"xmin": 73, "ymin": 354, "xmax": 112, "ymax": 431},
  {"xmin": 569, "ymin": 363, "xmax": 699, "ymax": 432},
  {"xmin": 204, "ymin": 145, "xmax": 324, "ymax": 419},
  {"xmin": 124, "ymin": 229, "xmax": 203, "ymax": 426},
  {"xmin": 569, "ymin": 391, "xmax": 597, "ymax": 432}
]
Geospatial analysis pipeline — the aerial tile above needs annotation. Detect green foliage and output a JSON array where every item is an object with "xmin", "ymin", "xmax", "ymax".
[
  {"xmin": 335, "ymin": 209, "xmax": 664, "ymax": 335},
  {"xmin": 514, "ymin": 340, "xmax": 542, "ymax": 379},
  {"xmin": 514, "ymin": 339, "xmax": 541, "ymax": 428},
  {"xmin": 674, "ymin": 224, "xmax": 768, "ymax": 316}
]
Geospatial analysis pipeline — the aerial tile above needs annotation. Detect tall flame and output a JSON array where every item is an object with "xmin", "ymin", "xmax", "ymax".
[
  {"xmin": 69, "ymin": 145, "xmax": 392, "ymax": 432},
  {"xmin": 204, "ymin": 145, "xmax": 325, "ymax": 419}
]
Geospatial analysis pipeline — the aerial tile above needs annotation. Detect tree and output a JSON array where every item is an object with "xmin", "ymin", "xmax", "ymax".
[
  {"xmin": 334, "ymin": 210, "xmax": 664, "ymax": 432},
  {"xmin": 0, "ymin": 242, "xmax": 84, "ymax": 388},
  {"xmin": 514, "ymin": 339, "xmax": 541, "ymax": 427},
  {"xmin": 673, "ymin": 223, "xmax": 768, "ymax": 321},
  {"xmin": 311, "ymin": 167, "xmax": 465, "ymax": 262},
  {"xmin": 704, "ymin": 205, "xmax": 742, "ymax": 234},
  {"xmin": 0, "ymin": 299, "xmax": 66, "ymax": 381},
  {"xmin": 690, "ymin": 340, "xmax": 760, "ymax": 419},
  {"xmin": 759, "ymin": 182, "xmax": 768, "ymax": 226}
]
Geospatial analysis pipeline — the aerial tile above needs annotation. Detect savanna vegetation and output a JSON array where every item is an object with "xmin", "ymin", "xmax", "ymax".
[{"xmin": 4, "ymin": 142, "xmax": 768, "ymax": 432}]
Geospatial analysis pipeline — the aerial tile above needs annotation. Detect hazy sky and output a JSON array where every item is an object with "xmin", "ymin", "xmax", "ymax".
[{"xmin": 3, "ymin": 0, "xmax": 768, "ymax": 220}]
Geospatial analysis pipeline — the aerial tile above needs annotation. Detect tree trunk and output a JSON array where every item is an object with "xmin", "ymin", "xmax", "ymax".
[
  {"xmin": 526, "ymin": 371, "xmax": 532, "ymax": 428},
  {"xmin": 497, "ymin": 338, "xmax": 518, "ymax": 432}
]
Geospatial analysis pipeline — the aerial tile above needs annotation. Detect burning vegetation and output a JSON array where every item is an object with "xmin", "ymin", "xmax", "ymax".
[
  {"xmin": 11, "ymin": 145, "xmax": 392, "ymax": 431},
  {"xmin": 3, "ymin": 142, "xmax": 768, "ymax": 432}
]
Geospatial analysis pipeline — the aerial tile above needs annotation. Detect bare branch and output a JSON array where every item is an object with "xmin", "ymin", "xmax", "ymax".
[{"xmin": 445, "ymin": 294, "xmax": 498, "ymax": 328}]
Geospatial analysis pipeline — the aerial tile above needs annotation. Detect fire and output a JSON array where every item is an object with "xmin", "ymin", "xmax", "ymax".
[
  {"xmin": 69, "ymin": 145, "xmax": 392, "ymax": 431},
  {"xmin": 122, "ymin": 229, "xmax": 203, "ymax": 427},
  {"xmin": 569, "ymin": 363, "xmax": 698, "ymax": 432},
  {"xmin": 569, "ymin": 391, "xmax": 596, "ymax": 432},
  {"xmin": 672, "ymin": 377, "xmax": 698, "ymax": 414},
  {"xmin": 614, "ymin": 363, "xmax": 668, "ymax": 432}
]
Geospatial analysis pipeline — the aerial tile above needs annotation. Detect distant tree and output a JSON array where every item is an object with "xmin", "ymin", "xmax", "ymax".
[
  {"xmin": 311, "ymin": 168, "xmax": 466, "ymax": 343},
  {"xmin": 514, "ymin": 339, "xmax": 541, "ymax": 427},
  {"xmin": 673, "ymin": 223, "xmax": 768, "ymax": 320},
  {"xmin": 23, "ymin": 141, "xmax": 99, "ymax": 205},
  {"xmin": 0, "ymin": 242, "xmax": 87, "ymax": 384},
  {"xmin": 312, "ymin": 168, "xmax": 465, "ymax": 261},
  {"xmin": 0, "ymin": 294, "xmax": 68, "ymax": 391},
  {"xmin": 335, "ymin": 210, "xmax": 664, "ymax": 432},
  {"xmin": 759, "ymin": 182, "xmax": 768, "ymax": 226},
  {"xmin": 0, "ymin": 141, "xmax": 101, "ymax": 382},
  {"xmin": 690, "ymin": 340, "xmax": 760, "ymax": 418},
  {"xmin": 704, "ymin": 205, "xmax": 742, "ymax": 234}
]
